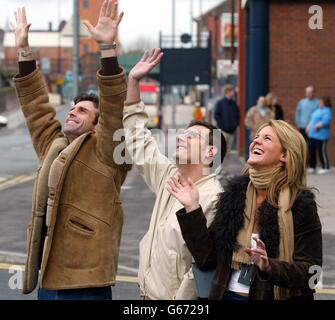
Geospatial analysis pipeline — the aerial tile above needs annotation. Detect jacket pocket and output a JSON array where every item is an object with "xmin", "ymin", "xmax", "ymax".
[{"xmin": 63, "ymin": 213, "xmax": 100, "ymax": 269}]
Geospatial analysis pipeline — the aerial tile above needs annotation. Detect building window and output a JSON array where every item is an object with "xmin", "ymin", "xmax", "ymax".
[
  {"xmin": 83, "ymin": 0, "xmax": 89, "ymax": 8},
  {"xmin": 83, "ymin": 44, "xmax": 89, "ymax": 54}
]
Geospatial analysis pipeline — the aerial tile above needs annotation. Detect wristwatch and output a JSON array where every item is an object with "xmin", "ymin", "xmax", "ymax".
[
  {"xmin": 18, "ymin": 49, "xmax": 33, "ymax": 58},
  {"xmin": 99, "ymin": 43, "xmax": 117, "ymax": 50}
]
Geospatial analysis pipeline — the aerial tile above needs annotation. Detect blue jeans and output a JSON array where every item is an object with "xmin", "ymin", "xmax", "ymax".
[
  {"xmin": 223, "ymin": 291, "xmax": 249, "ymax": 301},
  {"xmin": 38, "ymin": 286, "xmax": 112, "ymax": 300}
]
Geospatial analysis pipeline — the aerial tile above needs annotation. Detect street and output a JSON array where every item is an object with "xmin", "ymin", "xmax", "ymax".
[{"xmin": 0, "ymin": 103, "xmax": 335, "ymax": 300}]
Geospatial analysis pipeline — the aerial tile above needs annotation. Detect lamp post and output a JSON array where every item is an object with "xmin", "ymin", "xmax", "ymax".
[{"xmin": 72, "ymin": 0, "xmax": 79, "ymax": 97}]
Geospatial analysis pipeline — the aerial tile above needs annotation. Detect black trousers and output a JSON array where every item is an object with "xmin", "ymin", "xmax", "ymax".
[
  {"xmin": 299, "ymin": 128, "xmax": 308, "ymax": 141},
  {"xmin": 308, "ymin": 138, "xmax": 329, "ymax": 169}
]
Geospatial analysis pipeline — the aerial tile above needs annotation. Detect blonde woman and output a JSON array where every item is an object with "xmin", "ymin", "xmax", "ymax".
[{"xmin": 167, "ymin": 120, "xmax": 322, "ymax": 300}]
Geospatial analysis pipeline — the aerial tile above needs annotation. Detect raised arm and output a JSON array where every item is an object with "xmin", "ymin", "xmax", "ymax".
[
  {"xmin": 83, "ymin": 0, "xmax": 128, "ymax": 167},
  {"xmin": 12, "ymin": 7, "xmax": 63, "ymax": 160},
  {"xmin": 123, "ymin": 49, "xmax": 173, "ymax": 193}
]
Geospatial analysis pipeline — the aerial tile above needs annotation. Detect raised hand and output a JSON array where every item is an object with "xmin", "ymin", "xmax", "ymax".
[
  {"xmin": 166, "ymin": 174, "xmax": 200, "ymax": 213},
  {"xmin": 11, "ymin": 7, "xmax": 31, "ymax": 51},
  {"xmin": 128, "ymin": 48, "xmax": 164, "ymax": 81},
  {"xmin": 245, "ymin": 238, "xmax": 271, "ymax": 273},
  {"xmin": 82, "ymin": 0, "xmax": 123, "ymax": 44}
]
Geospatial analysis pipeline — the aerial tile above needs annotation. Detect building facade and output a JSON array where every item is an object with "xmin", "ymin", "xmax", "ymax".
[{"xmin": 239, "ymin": 0, "xmax": 335, "ymax": 163}]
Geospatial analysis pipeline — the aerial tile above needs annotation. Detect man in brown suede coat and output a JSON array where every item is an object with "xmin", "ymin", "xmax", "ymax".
[{"xmin": 12, "ymin": 1, "xmax": 130, "ymax": 300}]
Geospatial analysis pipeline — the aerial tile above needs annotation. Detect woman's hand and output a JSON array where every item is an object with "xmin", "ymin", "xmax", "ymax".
[
  {"xmin": 166, "ymin": 174, "xmax": 200, "ymax": 213},
  {"xmin": 245, "ymin": 237, "xmax": 271, "ymax": 273},
  {"xmin": 82, "ymin": 0, "xmax": 123, "ymax": 44}
]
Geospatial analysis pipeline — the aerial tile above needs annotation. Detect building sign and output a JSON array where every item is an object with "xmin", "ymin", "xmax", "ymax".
[
  {"xmin": 221, "ymin": 13, "xmax": 239, "ymax": 47},
  {"xmin": 217, "ymin": 59, "xmax": 238, "ymax": 79}
]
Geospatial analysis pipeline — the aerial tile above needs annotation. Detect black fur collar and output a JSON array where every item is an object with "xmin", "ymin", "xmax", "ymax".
[{"xmin": 210, "ymin": 176, "xmax": 280, "ymax": 260}]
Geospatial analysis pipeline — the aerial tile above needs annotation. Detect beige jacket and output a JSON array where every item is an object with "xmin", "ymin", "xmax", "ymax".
[{"xmin": 123, "ymin": 101, "xmax": 222, "ymax": 300}]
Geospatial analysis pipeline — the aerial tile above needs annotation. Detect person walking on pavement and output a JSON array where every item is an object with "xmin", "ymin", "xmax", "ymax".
[
  {"xmin": 214, "ymin": 84, "xmax": 240, "ymax": 168},
  {"xmin": 245, "ymin": 96, "xmax": 274, "ymax": 141},
  {"xmin": 123, "ymin": 48, "xmax": 226, "ymax": 300},
  {"xmin": 266, "ymin": 92, "xmax": 284, "ymax": 120},
  {"xmin": 306, "ymin": 96, "xmax": 333, "ymax": 175},
  {"xmin": 295, "ymin": 85, "xmax": 319, "ymax": 140},
  {"xmin": 12, "ymin": 1, "xmax": 130, "ymax": 300},
  {"xmin": 170, "ymin": 120, "xmax": 322, "ymax": 300}
]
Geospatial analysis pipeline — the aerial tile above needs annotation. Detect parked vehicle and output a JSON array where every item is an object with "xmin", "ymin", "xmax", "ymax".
[
  {"xmin": 140, "ymin": 82, "xmax": 160, "ymax": 129},
  {"xmin": 0, "ymin": 115, "xmax": 8, "ymax": 128}
]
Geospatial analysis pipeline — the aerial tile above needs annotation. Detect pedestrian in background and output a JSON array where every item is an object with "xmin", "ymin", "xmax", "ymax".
[
  {"xmin": 214, "ymin": 84, "xmax": 240, "ymax": 161},
  {"xmin": 245, "ymin": 96, "xmax": 274, "ymax": 141},
  {"xmin": 295, "ymin": 85, "xmax": 319, "ymax": 140},
  {"xmin": 306, "ymin": 96, "xmax": 333, "ymax": 174},
  {"xmin": 266, "ymin": 92, "xmax": 284, "ymax": 120},
  {"xmin": 170, "ymin": 120, "xmax": 322, "ymax": 300}
]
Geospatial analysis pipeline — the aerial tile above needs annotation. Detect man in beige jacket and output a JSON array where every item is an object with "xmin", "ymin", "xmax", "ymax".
[
  {"xmin": 12, "ymin": 1, "xmax": 130, "ymax": 300},
  {"xmin": 123, "ymin": 49, "xmax": 226, "ymax": 299}
]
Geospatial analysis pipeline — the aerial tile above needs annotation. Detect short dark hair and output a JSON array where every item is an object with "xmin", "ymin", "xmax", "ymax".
[
  {"xmin": 187, "ymin": 120, "xmax": 227, "ymax": 166},
  {"xmin": 73, "ymin": 93, "xmax": 100, "ymax": 125},
  {"xmin": 321, "ymin": 96, "xmax": 332, "ymax": 108}
]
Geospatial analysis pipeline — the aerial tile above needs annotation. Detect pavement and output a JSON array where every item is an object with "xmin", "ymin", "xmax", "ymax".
[{"xmin": 0, "ymin": 99, "xmax": 335, "ymax": 300}]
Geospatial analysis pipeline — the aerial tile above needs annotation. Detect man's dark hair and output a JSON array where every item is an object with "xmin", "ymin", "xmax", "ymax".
[
  {"xmin": 73, "ymin": 93, "xmax": 100, "ymax": 125},
  {"xmin": 187, "ymin": 120, "xmax": 227, "ymax": 166}
]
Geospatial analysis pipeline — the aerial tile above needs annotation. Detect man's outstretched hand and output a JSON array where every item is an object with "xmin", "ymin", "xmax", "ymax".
[
  {"xmin": 11, "ymin": 7, "xmax": 31, "ymax": 51},
  {"xmin": 129, "ymin": 48, "xmax": 164, "ymax": 81},
  {"xmin": 83, "ymin": 0, "xmax": 123, "ymax": 44}
]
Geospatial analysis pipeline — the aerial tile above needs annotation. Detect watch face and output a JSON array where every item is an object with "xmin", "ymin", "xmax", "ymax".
[{"xmin": 20, "ymin": 50, "xmax": 32, "ymax": 57}]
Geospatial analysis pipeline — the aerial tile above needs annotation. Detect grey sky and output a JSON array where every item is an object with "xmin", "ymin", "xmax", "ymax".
[{"xmin": 0, "ymin": 0, "xmax": 223, "ymax": 49}]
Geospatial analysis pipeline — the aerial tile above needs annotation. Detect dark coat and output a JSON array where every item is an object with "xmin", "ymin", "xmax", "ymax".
[
  {"xmin": 214, "ymin": 97, "xmax": 240, "ymax": 134},
  {"xmin": 272, "ymin": 103, "xmax": 285, "ymax": 120},
  {"xmin": 177, "ymin": 176, "xmax": 322, "ymax": 300}
]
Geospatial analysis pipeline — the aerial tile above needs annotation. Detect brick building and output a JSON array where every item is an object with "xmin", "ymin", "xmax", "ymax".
[
  {"xmin": 4, "ymin": 29, "xmax": 73, "ymax": 78},
  {"xmin": 3, "ymin": 0, "xmax": 107, "ymax": 90},
  {"xmin": 196, "ymin": 0, "xmax": 239, "ymax": 86},
  {"xmin": 238, "ymin": 0, "xmax": 335, "ymax": 163}
]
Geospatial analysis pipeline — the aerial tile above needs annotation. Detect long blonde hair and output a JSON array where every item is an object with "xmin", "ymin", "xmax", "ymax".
[{"xmin": 245, "ymin": 120, "xmax": 309, "ymax": 208}]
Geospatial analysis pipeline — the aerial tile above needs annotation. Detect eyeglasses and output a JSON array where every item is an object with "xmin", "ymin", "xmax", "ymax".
[
  {"xmin": 179, "ymin": 129, "xmax": 209, "ymax": 142},
  {"xmin": 180, "ymin": 130, "xmax": 201, "ymax": 139}
]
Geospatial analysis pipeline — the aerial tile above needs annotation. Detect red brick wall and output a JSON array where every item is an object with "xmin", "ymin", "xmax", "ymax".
[
  {"xmin": 4, "ymin": 46, "xmax": 72, "ymax": 78},
  {"xmin": 79, "ymin": 0, "xmax": 100, "ymax": 56},
  {"xmin": 269, "ymin": 0, "xmax": 335, "ymax": 164}
]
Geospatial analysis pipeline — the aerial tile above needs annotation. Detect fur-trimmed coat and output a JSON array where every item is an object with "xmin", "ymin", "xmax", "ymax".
[{"xmin": 177, "ymin": 176, "xmax": 322, "ymax": 300}]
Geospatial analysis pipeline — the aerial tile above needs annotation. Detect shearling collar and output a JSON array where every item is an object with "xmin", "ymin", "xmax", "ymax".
[{"xmin": 210, "ymin": 175, "xmax": 280, "ymax": 261}]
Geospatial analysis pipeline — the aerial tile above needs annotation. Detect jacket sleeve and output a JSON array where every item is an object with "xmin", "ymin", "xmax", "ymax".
[
  {"xmin": 214, "ymin": 101, "xmax": 223, "ymax": 129},
  {"xmin": 244, "ymin": 107, "xmax": 255, "ymax": 131},
  {"xmin": 95, "ymin": 68, "xmax": 130, "ymax": 169},
  {"xmin": 295, "ymin": 101, "xmax": 302, "ymax": 127},
  {"xmin": 176, "ymin": 206, "xmax": 217, "ymax": 269},
  {"xmin": 320, "ymin": 109, "xmax": 332, "ymax": 128},
  {"xmin": 13, "ymin": 69, "xmax": 63, "ymax": 161},
  {"xmin": 257, "ymin": 194, "xmax": 322, "ymax": 290},
  {"xmin": 123, "ymin": 101, "xmax": 172, "ymax": 193}
]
